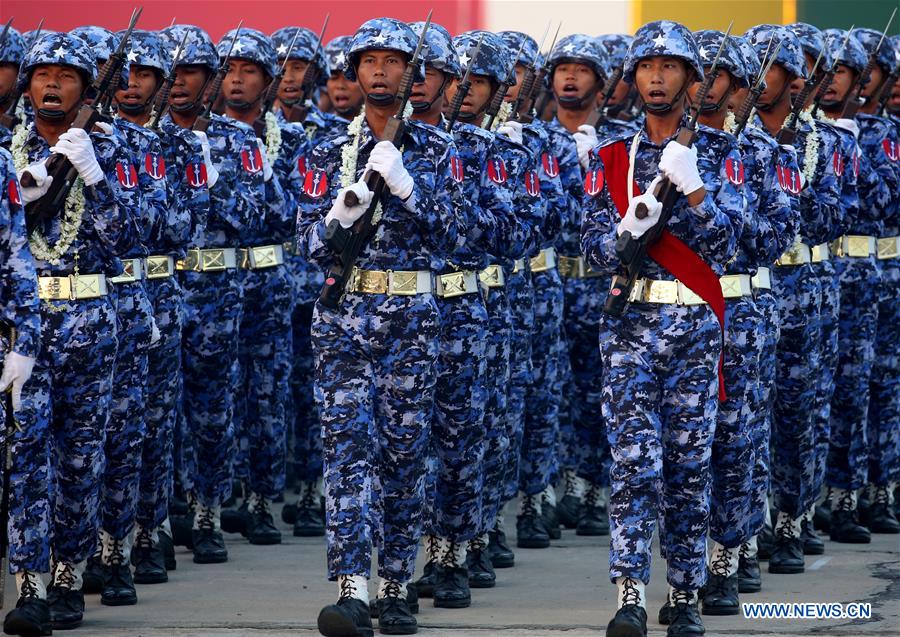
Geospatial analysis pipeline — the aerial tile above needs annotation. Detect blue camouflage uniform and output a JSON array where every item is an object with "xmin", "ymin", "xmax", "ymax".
[
  {"xmin": 296, "ymin": 19, "xmax": 460, "ymax": 583},
  {"xmin": 0, "ymin": 26, "xmax": 26, "ymax": 147},
  {"xmin": 8, "ymin": 33, "xmax": 136, "ymax": 576},
  {"xmin": 582, "ymin": 21, "xmax": 743, "ymax": 591}
]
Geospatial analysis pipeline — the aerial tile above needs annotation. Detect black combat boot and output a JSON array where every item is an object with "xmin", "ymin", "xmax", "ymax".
[
  {"xmin": 318, "ymin": 577, "xmax": 374, "ymax": 637},
  {"xmin": 246, "ymin": 495, "xmax": 282, "ymax": 545},
  {"xmin": 47, "ymin": 563, "xmax": 84, "ymax": 631},
  {"xmin": 516, "ymin": 494, "xmax": 550, "ymax": 548},
  {"xmin": 768, "ymin": 512, "xmax": 804, "ymax": 574},
  {"xmin": 829, "ymin": 489, "xmax": 871, "ymax": 544},
  {"xmin": 700, "ymin": 546, "xmax": 739, "ymax": 616},
  {"xmin": 131, "ymin": 526, "xmax": 168, "ymax": 585},
  {"xmin": 376, "ymin": 581, "xmax": 417, "ymax": 635},
  {"xmin": 737, "ymin": 541, "xmax": 761, "ymax": 593},
  {"xmin": 294, "ymin": 480, "xmax": 325, "ymax": 537},
  {"xmin": 864, "ymin": 485, "xmax": 900, "ymax": 534},
  {"xmin": 466, "ymin": 536, "xmax": 496, "ymax": 588},
  {"xmin": 557, "ymin": 470, "xmax": 582, "ymax": 530},
  {"xmin": 607, "ymin": 578, "xmax": 647, "ymax": 637},
  {"xmin": 4, "ymin": 571, "xmax": 51, "ymax": 637},
  {"xmin": 191, "ymin": 505, "xmax": 228, "ymax": 564},
  {"xmin": 488, "ymin": 520, "xmax": 515, "ymax": 568},
  {"xmin": 800, "ymin": 516, "xmax": 825, "ymax": 555},
  {"xmin": 101, "ymin": 536, "xmax": 137, "ymax": 606},
  {"xmin": 576, "ymin": 482, "xmax": 610, "ymax": 536},
  {"xmin": 667, "ymin": 589, "xmax": 705, "ymax": 636}
]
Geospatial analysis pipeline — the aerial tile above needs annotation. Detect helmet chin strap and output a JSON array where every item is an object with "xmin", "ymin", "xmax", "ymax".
[
  {"xmin": 697, "ymin": 79, "xmax": 735, "ymax": 115},
  {"xmin": 366, "ymin": 92, "xmax": 395, "ymax": 107},
  {"xmin": 756, "ymin": 76, "xmax": 793, "ymax": 113},
  {"xmin": 117, "ymin": 101, "xmax": 149, "ymax": 115},
  {"xmin": 225, "ymin": 98, "xmax": 256, "ymax": 112},
  {"xmin": 411, "ymin": 75, "xmax": 448, "ymax": 114},
  {"xmin": 645, "ymin": 80, "xmax": 691, "ymax": 116},
  {"xmin": 457, "ymin": 110, "xmax": 477, "ymax": 123},
  {"xmin": 37, "ymin": 108, "xmax": 67, "ymax": 121}
]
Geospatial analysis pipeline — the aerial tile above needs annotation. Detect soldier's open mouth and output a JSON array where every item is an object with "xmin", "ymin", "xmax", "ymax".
[
  {"xmin": 647, "ymin": 89, "xmax": 667, "ymax": 101},
  {"xmin": 41, "ymin": 94, "xmax": 62, "ymax": 106}
]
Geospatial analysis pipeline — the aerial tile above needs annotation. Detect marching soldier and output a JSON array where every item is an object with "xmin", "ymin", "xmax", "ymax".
[
  {"xmin": 0, "ymin": 26, "xmax": 25, "ymax": 146},
  {"xmin": 325, "ymin": 36, "xmax": 365, "ymax": 122},
  {"xmin": 295, "ymin": 18, "xmax": 459, "ymax": 636},
  {"xmin": 7, "ymin": 31, "xmax": 136, "ymax": 631},
  {"xmin": 581, "ymin": 20, "xmax": 743, "ymax": 637}
]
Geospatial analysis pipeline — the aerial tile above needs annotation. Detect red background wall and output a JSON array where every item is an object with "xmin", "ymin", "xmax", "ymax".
[{"xmin": 0, "ymin": 0, "xmax": 484, "ymax": 42}]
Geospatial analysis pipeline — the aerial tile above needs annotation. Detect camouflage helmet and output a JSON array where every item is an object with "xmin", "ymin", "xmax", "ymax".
[
  {"xmin": 892, "ymin": 34, "xmax": 900, "ymax": 73},
  {"xmin": 324, "ymin": 35, "xmax": 352, "ymax": 77},
  {"xmin": 597, "ymin": 34, "xmax": 632, "ymax": 70},
  {"xmin": 410, "ymin": 21, "xmax": 461, "ymax": 77},
  {"xmin": 70, "ymin": 26, "xmax": 119, "ymax": 62},
  {"xmin": 692, "ymin": 30, "xmax": 749, "ymax": 88},
  {"xmin": 0, "ymin": 26, "xmax": 26, "ymax": 66},
  {"xmin": 19, "ymin": 31, "xmax": 97, "ymax": 91},
  {"xmin": 624, "ymin": 20, "xmax": 704, "ymax": 83},
  {"xmin": 823, "ymin": 28, "xmax": 868, "ymax": 75},
  {"xmin": 498, "ymin": 31, "xmax": 542, "ymax": 68},
  {"xmin": 744, "ymin": 25, "xmax": 806, "ymax": 79},
  {"xmin": 345, "ymin": 18, "xmax": 422, "ymax": 82},
  {"xmin": 548, "ymin": 34, "xmax": 610, "ymax": 80},
  {"xmin": 452, "ymin": 30, "xmax": 510, "ymax": 85},
  {"xmin": 120, "ymin": 29, "xmax": 170, "ymax": 76},
  {"xmin": 160, "ymin": 25, "xmax": 219, "ymax": 71},
  {"xmin": 852, "ymin": 28, "xmax": 895, "ymax": 75},
  {"xmin": 217, "ymin": 28, "xmax": 278, "ymax": 78},
  {"xmin": 730, "ymin": 35, "xmax": 761, "ymax": 83},
  {"xmin": 787, "ymin": 23, "xmax": 834, "ymax": 73},
  {"xmin": 271, "ymin": 27, "xmax": 328, "ymax": 77}
]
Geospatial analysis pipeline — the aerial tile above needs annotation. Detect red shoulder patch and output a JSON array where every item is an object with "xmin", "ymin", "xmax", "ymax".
[
  {"xmin": 186, "ymin": 160, "xmax": 208, "ymax": 189},
  {"xmin": 832, "ymin": 150, "xmax": 845, "ymax": 178},
  {"xmin": 524, "ymin": 170, "xmax": 541, "ymax": 197},
  {"xmin": 541, "ymin": 152, "xmax": 559, "ymax": 177},
  {"xmin": 450, "ymin": 155, "xmax": 465, "ymax": 183},
  {"xmin": 583, "ymin": 167, "xmax": 604, "ymax": 196},
  {"xmin": 144, "ymin": 152, "xmax": 166, "ymax": 180},
  {"xmin": 304, "ymin": 168, "xmax": 328, "ymax": 198},
  {"xmin": 776, "ymin": 163, "xmax": 802, "ymax": 195},
  {"xmin": 7, "ymin": 179, "xmax": 21, "ymax": 207},
  {"xmin": 724, "ymin": 156, "xmax": 744, "ymax": 186},
  {"xmin": 116, "ymin": 161, "xmax": 138, "ymax": 189},
  {"xmin": 883, "ymin": 139, "xmax": 899, "ymax": 162},
  {"xmin": 242, "ymin": 147, "xmax": 263, "ymax": 174},
  {"xmin": 487, "ymin": 158, "xmax": 507, "ymax": 185}
]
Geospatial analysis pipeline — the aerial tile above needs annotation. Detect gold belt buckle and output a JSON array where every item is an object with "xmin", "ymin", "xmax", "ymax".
[
  {"xmin": 720, "ymin": 275, "xmax": 743, "ymax": 299},
  {"xmin": 251, "ymin": 245, "xmax": 278, "ymax": 268},
  {"xmin": 557, "ymin": 256, "xmax": 575, "ymax": 278},
  {"xmin": 479, "ymin": 265, "xmax": 503, "ymax": 288},
  {"xmin": 356, "ymin": 269, "xmax": 388, "ymax": 294},
  {"xmin": 146, "ymin": 256, "xmax": 171, "ymax": 279},
  {"xmin": 846, "ymin": 235, "xmax": 871, "ymax": 258},
  {"xmin": 811, "ymin": 244, "xmax": 829, "ymax": 262},
  {"xmin": 111, "ymin": 259, "xmax": 137, "ymax": 283},
  {"xmin": 679, "ymin": 283, "xmax": 706, "ymax": 306},
  {"xmin": 644, "ymin": 280, "xmax": 678, "ymax": 304},
  {"xmin": 438, "ymin": 272, "xmax": 467, "ymax": 298},
  {"xmin": 876, "ymin": 237, "xmax": 899, "ymax": 260},
  {"xmin": 38, "ymin": 276, "xmax": 71, "ymax": 301},
  {"xmin": 389, "ymin": 270, "xmax": 418, "ymax": 295},
  {"xmin": 201, "ymin": 249, "xmax": 226, "ymax": 272},
  {"xmin": 529, "ymin": 251, "xmax": 548, "ymax": 272},
  {"xmin": 73, "ymin": 274, "xmax": 103, "ymax": 299},
  {"xmin": 176, "ymin": 249, "xmax": 200, "ymax": 272}
]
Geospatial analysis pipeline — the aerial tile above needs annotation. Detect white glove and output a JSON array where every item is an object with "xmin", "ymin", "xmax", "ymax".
[
  {"xmin": 574, "ymin": 124, "xmax": 599, "ymax": 171},
  {"xmin": 192, "ymin": 130, "xmax": 219, "ymax": 188},
  {"xmin": 256, "ymin": 137, "xmax": 274, "ymax": 182},
  {"xmin": 365, "ymin": 141, "xmax": 414, "ymax": 200},
  {"xmin": 496, "ymin": 121, "xmax": 524, "ymax": 145},
  {"xmin": 325, "ymin": 180, "xmax": 373, "ymax": 228},
  {"xmin": 49, "ymin": 128, "xmax": 104, "ymax": 186},
  {"xmin": 17, "ymin": 161, "xmax": 53, "ymax": 204},
  {"xmin": 93, "ymin": 121, "xmax": 114, "ymax": 135},
  {"xmin": 658, "ymin": 141, "xmax": 704, "ymax": 195},
  {"xmin": 0, "ymin": 351, "xmax": 35, "ymax": 411},
  {"xmin": 617, "ymin": 176, "xmax": 663, "ymax": 238},
  {"xmin": 832, "ymin": 118, "xmax": 860, "ymax": 140},
  {"xmin": 149, "ymin": 319, "xmax": 161, "ymax": 346}
]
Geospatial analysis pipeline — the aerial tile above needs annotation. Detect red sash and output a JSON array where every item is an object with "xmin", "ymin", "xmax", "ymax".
[{"xmin": 597, "ymin": 140, "xmax": 727, "ymax": 402}]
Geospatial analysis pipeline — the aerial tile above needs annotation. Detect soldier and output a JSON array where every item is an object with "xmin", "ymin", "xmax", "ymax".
[
  {"xmin": 6, "ymin": 31, "xmax": 135, "ymax": 630},
  {"xmin": 596, "ymin": 34, "xmax": 642, "ymax": 131},
  {"xmin": 819, "ymin": 28, "xmax": 893, "ymax": 543},
  {"xmin": 545, "ymin": 34, "xmax": 616, "ymax": 539},
  {"xmin": 113, "ymin": 28, "xmax": 203, "ymax": 582},
  {"xmin": 746, "ymin": 23, "xmax": 844, "ymax": 575},
  {"xmin": 325, "ymin": 36, "xmax": 365, "ymax": 122},
  {"xmin": 0, "ymin": 25, "xmax": 25, "ymax": 146},
  {"xmin": 295, "ymin": 18, "xmax": 459, "ymax": 637},
  {"xmin": 855, "ymin": 28, "xmax": 900, "ymax": 534},
  {"xmin": 160, "ymin": 23, "xmax": 260, "ymax": 565},
  {"xmin": 216, "ymin": 27, "xmax": 292, "ymax": 547},
  {"xmin": 581, "ymin": 20, "xmax": 743, "ymax": 637},
  {"xmin": 0, "ymin": 126, "xmax": 42, "ymax": 637}
]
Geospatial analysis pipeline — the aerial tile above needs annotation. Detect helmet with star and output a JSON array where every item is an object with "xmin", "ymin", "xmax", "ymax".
[
  {"xmin": 452, "ymin": 30, "xmax": 510, "ymax": 85},
  {"xmin": 597, "ymin": 34, "xmax": 632, "ymax": 71},
  {"xmin": 344, "ymin": 18, "xmax": 422, "ymax": 82},
  {"xmin": 218, "ymin": 28, "xmax": 278, "ymax": 79},
  {"xmin": 744, "ymin": 25, "xmax": 806, "ymax": 80},
  {"xmin": 324, "ymin": 35, "xmax": 352, "ymax": 77},
  {"xmin": 159, "ymin": 25, "xmax": 219, "ymax": 71},
  {"xmin": 0, "ymin": 26, "xmax": 26, "ymax": 66},
  {"xmin": 19, "ymin": 31, "xmax": 97, "ymax": 91},
  {"xmin": 548, "ymin": 34, "xmax": 610, "ymax": 80},
  {"xmin": 692, "ymin": 30, "xmax": 749, "ymax": 88},
  {"xmin": 624, "ymin": 20, "xmax": 704, "ymax": 83},
  {"xmin": 271, "ymin": 27, "xmax": 329, "ymax": 78},
  {"xmin": 410, "ymin": 21, "xmax": 460, "ymax": 78}
]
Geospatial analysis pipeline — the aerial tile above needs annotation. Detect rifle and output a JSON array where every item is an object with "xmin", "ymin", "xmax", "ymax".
[
  {"xmin": 585, "ymin": 67, "xmax": 623, "ymax": 128},
  {"xmin": 319, "ymin": 11, "xmax": 432, "ymax": 309},
  {"xmin": 20, "ymin": 8, "xmax": 142, "ymax": 231},
  {"xmin": 192, "ymin": 21, "xmax": 242, "ymax": 133},
  {"xmin": 509, "ymin": 22, "xmax": 551, "ymax": 123},
  {"xmin": 519, "ymin": 23, "xmax": 561, "ymax": 124},
  {"xmin": 0, "ymin": 20, "xmax": 44, "ymax": 130},
  {"xmin": 482, "ymin": 40, "xmax": 526, "ymax": 130},
  {"xmin": 776, "ymin": 44, "xmax": 826, "ymax": 145},
  {"xmin": 444, "ymin": 35, "xmax": 485, "ymax": 132},
  {"xmin": 0, "ymin": 325, "xmax": 21, "ymax": 610},
  {"xmin": 810, "ymin": 28, "xmax": 854, "ymax": 119},
  {"xmin": 252, "ymin": 28, "xmax": 301, "ymax": 137},
  {"xmin": 603, "ymin": 24, "xmax": 732, "ymax": 317},
  {"xmin": 842, "ymin": 9, "xmax": 896, "ymax": 119},
  {"xmin": 146, "ymin": 30, "xmax": 189, "ymax": 131},
  {"xmin": 730, "ymin": 37, "xmax": 782, "ymax": 140},
  {"xmin": 284, "ymin": 16, "xmax": 329, "ymax": 124}
]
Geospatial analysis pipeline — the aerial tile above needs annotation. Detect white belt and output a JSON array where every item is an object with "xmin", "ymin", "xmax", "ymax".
[
  {"xmin": 876, "ymin": 236, "xmax": 899, "ymax": 260},
  {"xmin": 435, "ymin": 271, "xmax": 480, "ymax": 298},
  {"xmin": 720, "ymin": 274, "xmax": 753, "ymax": 299},
  {"xmin": 110, "ymin": 258, "xmax": 144, "ymax": 284},
  {"xmin": 751, "ymin": 267, "xmax": 772, "ymax": 290}
]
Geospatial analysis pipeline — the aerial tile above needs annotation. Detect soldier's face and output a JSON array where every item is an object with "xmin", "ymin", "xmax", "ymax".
[
  {"xmin": 553, "ymin": 62, "xmax": 600, "ymax": 102},
  {"xmin": 505, "ymin": 64, "xmax": 527, "ymax": 102},
  {"xmin": 0, "ymin": 62, "xmax": 17, "ymax": 99},
  {"xmin": 411, "ymin": 67, "xmax": 447, "ymax": 110},
  {"xmin": 446, "ymin": 73, "xmax": 492, "ymax": 115},
  {"xmin": 356, "ymin": 50, "xmax": 407, "ymax": 99},
  {"xmin": 170, "ymin": 65, "xmax": 209, "ymax": 108},
  {"xmin": 824, "ymin": 64, "xmax": 856, "ymax": 103},
  {"xmin": 224, "ymin": 59, "xmax": 267, "ymax": 104},
  {"xmin": 729, "ymin": 85, "xmax": 748, "ymax": 112},
  {"xmin": 760, "ymin": 64, "xmax": 790, "ymax": 105},
  {"xmin": 115, "ymin": 65, "xmax": 159, "ymax": 109},
  {"xmin": 790, "ymin": 52, "xmax": 815, "ymax": 97},
  {"xmin": 688, "ymin": 68, "xmax": 733, "ymax": 110},
  {"xmin": 326, "ymin": 71, "xmax": 364, "ymax": 114},
  {"xmin": 26, "ymin": 64, "xmax": 86, "ymax": 117},
  {"xmin": 634, "ymin": 56, "xmax": 689, "ymax": 108},
  {"xmin": 861, "ymin": 64, "xmax": 884, "ymax": 98},
  {"xmin": 608, "ymin": 74, "xmax": 631, "ymax": 106},
  {"xmin": 280, "ymin": 59, "xmax": 311, "ymax": 102},
  {"xmin": 891, "ymin": 75, "xmax": 900, "ymax": 111}
]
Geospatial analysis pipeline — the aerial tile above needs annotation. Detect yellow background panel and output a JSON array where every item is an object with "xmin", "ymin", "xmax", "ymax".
[{"xmin": 633, "ymin": 0, "xmax": 788, "ymax": 33}]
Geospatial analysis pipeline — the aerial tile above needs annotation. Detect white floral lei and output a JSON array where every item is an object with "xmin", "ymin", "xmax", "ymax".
[
  {"xmin": 484, "ymin": 100, "xmax": 513, "ymax": 131},
  {"xmin": 263, "ymin": 111, "xmax": 282, "ymax": 164},
  {"xmin": 10, "ymin": 123, "xmax": 86, "ymax": 266},
  {"xmin": 794, "ymin": 108, "xmax": 819, "ymax": 187},
  {"xmin": 724, "ymin": 111, "xmax": 738, "ymax": 136}
]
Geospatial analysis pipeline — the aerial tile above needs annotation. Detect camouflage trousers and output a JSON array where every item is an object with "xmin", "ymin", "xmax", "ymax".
[
  {"xmin": 812, "ymin": 261, "xmax": 840, "ymax": 498},
  {"xmin": 710, "ymin": 295, "xmax": 763, "ymax": 548},
  {"xmin": 867, "ymin": 258, "xmax": 900, "ymax": 487},
  {"xmin": 179, "ymin": 269, "xmax": 242, "ymax": 508},
  {"xmin": 313, "ymin": 293, "xmax": 440, "ymax": 582},
  {"xmin": 746, "ymin": 288, "xmax": 779, "ymax": 538},
  {"xmin": 561, "ymin": 275, "xmax": 611, "ymax": 487},
  {"xmin": 502, "ymin": 268, "xmax": 533, "ymax": 504},
  {"xmin": 286, "ymin": 253, "xmax": 323, "ymax": 484},
  {"xmin": 771, "ymin": 264, "xmax": 822, "ymax": 518},
  {"xmin": 8, "ymin": 297, "xmax": 118, "ymax": 570},
  {"xmin": 103, "ymin": 282, "xmax": 155, "ymax": 540},
  {"xmin": 426, "ymin": 292, "xmax": 489, "ymax": 541},
  {"xmin": 827, "ymin": 256, "xmax": 881, "ymax": 491},
  {"xmin": 233, "ymin": 265, "xmax": 293, "ymax": 499},
  {"xmin": 479, "ymin": 285, "xmax": 512, "ymax": 534},
  {"xmin": 138, "ymin": 275, "xmax": 183, "ymax": 531},
  {"xmin": 601, "ymin": 303, "xmax": 720, "ymax": 590}
]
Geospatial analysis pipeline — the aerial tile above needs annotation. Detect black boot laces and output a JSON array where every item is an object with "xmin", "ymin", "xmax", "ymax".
[
  {"xmin": 339, "ymin": 577, "xmax": 357, "ymax": 600},
  {"xmin": 671, "ymin": 588, "xmax": 694, "ymax": 608},
  {"xmin": 620, "ymin": 578, "xmax": 641, "ymax": 607},
  {"xmin": 836, "ymin": 490, "xmax": 855, "ymax": 512},
  {"xmin": 710, "ymin": 547, "xmax": 733, "ymax": 578},
  {"xmin": 426, "ymin": 535, "xmax": 441, "ymax": 562},
  {"xmin": 440, "ymin": 540, "xmax": 461, "ymax": 568},
  {"xmin": 196, "ymin": 506, "xmax": 215, "ymax": 531},
  {"xmin": 564, "ymin": 472, "xmax": 579, "ymax": 498},
  {"xmin": 382, "ymin": 581, "xmax": 402, "ymax": 599},
  {"xmin": 522, "ymin": 495, "xmax": 539, "ymax": 518},
  {"xmin": 584, "ymin": 483, "xmax": 599, "ymax": 509},
  {"xmin": 109, "ymin": 537, "xmax": 127, "ymax": 567},
  {"xmin": 738, "ymin": 542, "xmax": 752, "ymax": 560},
  {"xmin": 469, "ymin": 536, "xmax": 487, "ymax": 553},
  {"xmin": 135, "ymin": 527, "xmax": 154, "ymax": 550},
  {"xmin": 20, "ymin": 572, "xmax": 40, "ymax": 599},
  {"xmin": 251, "ymin": 496, "xmax": 270, "ymax": 517},
  {"xmin": 299, "ymin": 482, "xmax": 317, "ymax": 509},
  {"xmin": 54, "ymin": 563, "xmax": 76, "ymax": 590},
  {"xmin": 872, "ymin": 486, "xmax": 890, "ymax": 506},
  {"xmin": 774, "ymin": 514, "xmax": 794, "ymax": 541}
]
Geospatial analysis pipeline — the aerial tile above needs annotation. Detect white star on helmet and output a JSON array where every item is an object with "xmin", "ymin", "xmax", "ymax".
[
  {"xmin": 652, "ymin": 34, "xmax": 667, "ymax": 48},
  {"xmin": 458, "ymin": 52, "xmax": 470, "ymax": 68},
  {"xmin": 699, "ymin": 46, "xmax": 709, "ymax": 60},
  {"xmin": 372, "ymin": 33, "xmax": 388, "ymax": 45},
  {"xmin": 126, "ymin": 49, "xmax": 139, "ymax": 63},
  {"xmin": 52, "ymin": 45, "xmax": 68, "ymax": 58},
  {"xmin": 277, "ymin": 43, "xmax": 288, "ymax": 56},
  {"xmin": 232, "ymin": 40, "xmax": 245, "ymax": 54},
  {"xmin": 335, "ymin": 51, "xmax": 346, "ymax": 67}
]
